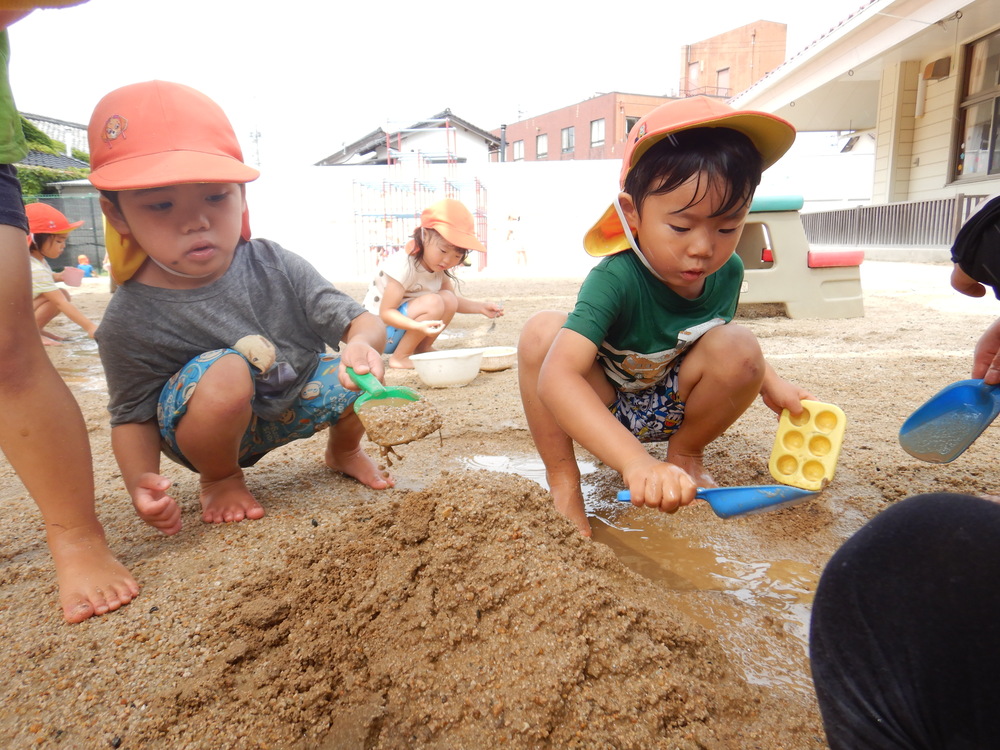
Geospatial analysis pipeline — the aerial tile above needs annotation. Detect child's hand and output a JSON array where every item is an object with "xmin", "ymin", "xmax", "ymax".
[
  {"xmin": 131, "ymin": 473, "xmax": 181, "ymax": 535},
  {"xmin": 621, "ymin": 456, "xmax": 697, "ymax": 514},
  {"xmin": 761, "ymin": 376, "xmax": 814, "ymax": 417},
  {"xmin": 419, "ymin": 320, "xmax": 445, "ymax": 335},
  {"xmin": 482, "ymin": 300, "xmax": 505, "ymax": 319},
  {"xmin": 338, "ymin": 341, "xmax": 385, "ymax": 389}
]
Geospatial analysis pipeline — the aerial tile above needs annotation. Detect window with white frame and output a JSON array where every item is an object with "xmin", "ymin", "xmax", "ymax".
[
  {"xmin": 512, "ymin": 139, "xmax": 524, "ymax": 161},
  {"xmin": 955, "ymin": 28, "xmax": 1000, "ymax": 179},
  {"xmin": 561, "ymin": 126, "xmax": 575, "ymax": 153},
  {"xmin": 536, "ymin": 133, "xmax": 547, "ymax": 159},
  {"xmin": 590, "ymin": 118, "xmax": 605, "ymax": 147}
]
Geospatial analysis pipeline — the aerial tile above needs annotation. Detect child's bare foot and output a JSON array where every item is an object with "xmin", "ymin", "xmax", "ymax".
[
  {"xmin": 388, "ymin": 355, "xmax": 415, "ymax": 369},
  {"xmin": 666, "ymin": 453, "xmax": 717, "ymax": 489},
  {"xmin": 199, "ymin": 471, "xmax": 265, "ymax": 524},
  {"xmin": 47, "ymin": 524, "xmax": 139, "ymax": 623},
  {"xmin": 41, "ymin": 329, "xmax": 65, "ymax": 342},
  {"xmin": 41, "ymin": 337, "xmax": 61, "ymax": 347},
  {"xmin": 549, "ymin": 476, "xmax": 592, "ymax": 537},
  {"xmin": 326, "ymin": 445, "xmax": 394, "ymax": 489}
]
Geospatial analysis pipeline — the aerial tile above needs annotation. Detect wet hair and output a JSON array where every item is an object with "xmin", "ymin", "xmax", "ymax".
[
  {"xmin": 622, "ymin": 127, "xmax": 763, "ymax": 218},
  {"xmin": 409, "ymin": 226, "xmax": 471, "ymax": 280}
]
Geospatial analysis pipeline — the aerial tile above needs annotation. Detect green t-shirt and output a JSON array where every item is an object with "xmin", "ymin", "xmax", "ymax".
[
  {"xmin": 564, "ymin": 250, "xmax": 743, "ymax": 392},
  {"xmin": 0, "ymin": 30, "xmax": 27, "ymax": 165}
]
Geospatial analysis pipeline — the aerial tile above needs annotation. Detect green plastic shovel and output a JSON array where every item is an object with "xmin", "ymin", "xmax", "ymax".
[{"xmin": 346, "ymin": 367, "xmax": 422, "ymax": 413}]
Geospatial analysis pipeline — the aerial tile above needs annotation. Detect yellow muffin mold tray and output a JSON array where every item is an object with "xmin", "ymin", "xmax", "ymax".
[{"xmin": 768, "ymin": 400, "xmax": 846, "ymax": 491}]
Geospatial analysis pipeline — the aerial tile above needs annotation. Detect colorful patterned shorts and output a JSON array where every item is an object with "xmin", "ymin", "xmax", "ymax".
[
  {"xmin": 157, "ymin": 349, "xmax": 358, "ymax": 470},
  {"xmin": 382, "ymin": 300, "xmax": 411, "ymax": 354},
  {"xmin": 609, "ymin": 356, "xmax": 686, "ymax": 443}
]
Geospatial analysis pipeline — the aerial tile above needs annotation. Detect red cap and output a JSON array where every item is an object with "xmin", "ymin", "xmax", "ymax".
[
  {"xmin": 87, "ymin": 80, "xmax": 259, "ymax": 190},
  {"xmin": 26, "ymin": 202, "xmax": 84, "ymax": 234}
]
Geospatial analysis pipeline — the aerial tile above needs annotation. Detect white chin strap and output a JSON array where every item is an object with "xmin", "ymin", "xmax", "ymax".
[
  {"xmin": 612, "ymin": 194, "xmax": 667, "ymax": 282},
  {"xmin": 148, "ymin": 255, "xmax": 216, "ymax": 279}
]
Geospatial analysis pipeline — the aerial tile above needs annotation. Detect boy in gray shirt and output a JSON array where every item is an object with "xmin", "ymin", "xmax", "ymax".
[{"xmin": 88, "ymin": 80, "xmax": 390, "ymax": 536}]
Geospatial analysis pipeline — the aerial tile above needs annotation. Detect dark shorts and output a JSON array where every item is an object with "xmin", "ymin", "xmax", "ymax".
[
  {"xmin": 0, "ymin": 164, "xmax": 28, "ymax": 233},
  {"xmin": 609, "ymin": 355, "xmax": 686, "ymax": 443},
  {"xmin": 157, "ymin": 349, "xmax": 358, "ymax": 470}
]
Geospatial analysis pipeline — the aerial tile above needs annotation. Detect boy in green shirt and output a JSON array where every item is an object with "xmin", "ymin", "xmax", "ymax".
[{"xmin": 518, "ymin": 97, "xmax": 813, "ymax": 536}]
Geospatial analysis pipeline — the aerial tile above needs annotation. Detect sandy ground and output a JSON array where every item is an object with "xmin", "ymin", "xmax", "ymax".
[{"xmin": 2, "ymin": 261, "xmax": 997, "ymax": 749}]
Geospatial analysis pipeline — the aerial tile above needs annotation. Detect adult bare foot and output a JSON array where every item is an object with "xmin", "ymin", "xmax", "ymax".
[
  {"xmin": 326, "ymin": 445, "xmax": 394, "ymax": 489},
  {"xmin": 199, "ymin": 471, "xmax": 265, "ymax": 524},
  {"xmin": 47, "ymin": 524, "xmax": 139, "ymax": 624}
]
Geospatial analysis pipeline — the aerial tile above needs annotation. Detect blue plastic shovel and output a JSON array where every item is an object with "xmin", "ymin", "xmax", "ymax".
[
  {"xmin": 899, "ymin": 379, "xmax": 1000, "ymax": 463},
  {"xmin": 616, "ymin": 485, "xmax": 817, "ymax": 519}
]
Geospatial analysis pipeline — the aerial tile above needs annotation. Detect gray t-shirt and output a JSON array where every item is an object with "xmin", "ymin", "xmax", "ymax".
[{"xmin": 97, "ymin": 238, "xmax": 367, "ymax": 426}]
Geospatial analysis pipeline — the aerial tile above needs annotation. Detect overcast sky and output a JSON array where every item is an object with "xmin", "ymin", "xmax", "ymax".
[{"xmin": 8, "ymin": 0, "xmax": 867, "ymax": 167}]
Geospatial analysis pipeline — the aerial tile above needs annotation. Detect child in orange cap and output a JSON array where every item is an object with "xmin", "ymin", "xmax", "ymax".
[
  {"xmin": 518, "ymin": 96, "xmax": 814, "ymax": 537},
  {"xmin": 0, "ymin": 3, "xmax": 138, "ymax": 624},
  {"xmin": 362, "ymin": 198, "xmax": 504, "ymax": 369},
  {"xmin": 26, "ymin": 202, "xmax": 99, "ymax": 344},
  {"xmin": 89, "ymin": 80, "xmax": 391, "ymax": 536}
]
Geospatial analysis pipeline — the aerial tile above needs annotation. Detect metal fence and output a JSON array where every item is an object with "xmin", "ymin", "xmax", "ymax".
[
  {"xmin": 24, "ymin": 193, "xmax": 105, "ymax": 271},
  {"xmin": 801, "ymin": 194, "xmax": 992, "ymax": 248}
]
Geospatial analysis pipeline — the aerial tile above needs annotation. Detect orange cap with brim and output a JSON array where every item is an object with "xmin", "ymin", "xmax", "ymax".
[
  {"xmin": 87, "ymin": 80, "xmax": 260, "ymax": 282},
  {"xmin": 584, "ymin": 96, "xmax": 796, "ymax": 257},
  {"xmin": 26, "ymin": 202, "xmax": 84, "ymax": 234},
  {"xmin": 416, "ymin": 198, "xmax": 486, "ymax": 253}
]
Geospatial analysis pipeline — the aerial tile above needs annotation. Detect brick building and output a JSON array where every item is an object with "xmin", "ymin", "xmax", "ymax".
[
  {"xmin": 679, "ymin": 20, "xmax": 787, "ymax": 98},
  {"xmin": 493, "ymin": 92, "xmax": 676, "ymax": 163}
]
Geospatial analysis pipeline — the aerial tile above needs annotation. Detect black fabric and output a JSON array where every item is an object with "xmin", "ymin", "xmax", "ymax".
[
  {"xmin": 951, "ymin": 195, "xmax": 1000, "ymax": 299},
  {"xmin": 810, "ymin": 493, "xmax": 1000, "ymax": 750}
]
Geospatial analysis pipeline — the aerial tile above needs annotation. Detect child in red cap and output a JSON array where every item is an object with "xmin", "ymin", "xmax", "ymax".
[
  {"xmin": 26, "ymin": 202, "xmax": 99, "ymax": 344},
  {"xmin": 0, "ymin": 3, "xmax": 138, "ymax": 624},
  {"xmin": 362, "ymin": 198, "xmax": 504, "ymax": 369},
  {"xmin": 89, "ymin": 80, "xmax": 392, "ymax": 536},
  {"xmin": 518, "ymin": 96, "xmax": 814, "ymax": 537}
]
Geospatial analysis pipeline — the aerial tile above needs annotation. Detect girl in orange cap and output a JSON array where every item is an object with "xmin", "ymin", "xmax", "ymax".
[
  {"xmin": 362, "ymin": 198, "xmax": 504, "ymax": 369},
  {"xmin": 26, "ymin": 202, "xmax": 99, "ymax": 344}
]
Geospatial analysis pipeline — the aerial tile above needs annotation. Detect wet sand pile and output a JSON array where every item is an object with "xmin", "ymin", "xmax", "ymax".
[
  {"xmin": 130, "ymin": 472, "xmax": 820, "ymax": 749},
  {"xmin": 3, "ymin": 265, "xmax": 998, "ymax": 749}
]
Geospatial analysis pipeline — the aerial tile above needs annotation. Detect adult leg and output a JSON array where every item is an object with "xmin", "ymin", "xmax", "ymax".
[
  {"xmin": 810, "ymin": 493, "xmax": 1000, "ymax": 749},
  {"xmin": 172, "ymin": 353, "xmax": 264, "ymax": 524},
  {"xmin": 0, "ymin": 225, "xmax": 137, "ymax": 622},
  {"xmin": 671, "ymin": 323, "xmax": 765, "ymax": 487}
]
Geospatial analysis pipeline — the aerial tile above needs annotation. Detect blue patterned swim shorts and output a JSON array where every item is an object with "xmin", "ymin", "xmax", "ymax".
[
  {"xmin": 382, "ymin": 300, "xmax": 412, "ymax": 354},
  {"xmin": 157, "ymin": 349, "xmax": 358, "ymax": 470},
  {"xmin": 609, "ymin": 356, "xmax": 686, "ymax": 443}
]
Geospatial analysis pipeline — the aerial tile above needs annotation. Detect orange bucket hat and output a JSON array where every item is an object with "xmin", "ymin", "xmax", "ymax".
[
  {"xmin": 584, "ymin": 96, "xmax": 796, "ymax": 257},
  {"xmin": 87, "ymin": 80, "xmax": 260, "ymax": 282},
  {"xmin": 415, "ymin": 198, "xmax": 486, "ymax": 253},
  {"xmin": 25, "ymin": 202, "xmax": 84, "ymax": 234}
]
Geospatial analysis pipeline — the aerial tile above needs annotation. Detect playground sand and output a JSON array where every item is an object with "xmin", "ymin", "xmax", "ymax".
[{"xmin": 1, "ymin": 263, "xmax": 995, "ymax": 748}]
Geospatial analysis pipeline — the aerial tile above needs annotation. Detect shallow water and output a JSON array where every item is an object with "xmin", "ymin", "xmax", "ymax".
[{"xmin": 461, "ymin": 453, "xmax": 818, "ymax": 695}]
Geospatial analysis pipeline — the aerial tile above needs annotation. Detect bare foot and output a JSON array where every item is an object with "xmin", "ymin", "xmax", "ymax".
[
  {"xmin": 47, "ymin": 524, "xmax": 139, "ymax": 624},
  {"xmin": 326, "ymin": 445, "xmax": 394, "ymax": 489},
  {"xmin": 666, "ymin": 453, "xmax": 717, "ymax": 489},
  {"xmin": 41, "ymin": 337, "xmax": 61, "ymax": 347},
  {"xmin": 388, "ymin": 355, "xmax": 415, "ymax": 369},
  {"xmin": 199, "ymin": 471, "xmax": 266, "ymax": 524},
  {"xmin": 41, "ymin": 329, "xmax": 65, "ymax": 342},
  {"xmin": 549, "ymin": 476, "xmax": 591, "ymax": 537}
]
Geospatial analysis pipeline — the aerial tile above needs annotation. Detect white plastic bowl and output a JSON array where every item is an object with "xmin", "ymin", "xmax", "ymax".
[
  {"xmin": 479, "ymin": 346, "xmax": 517, "ymax": 372},
  {"xmin": 409, "ymin": 348, "xmax": 484, "ymax": 387}
]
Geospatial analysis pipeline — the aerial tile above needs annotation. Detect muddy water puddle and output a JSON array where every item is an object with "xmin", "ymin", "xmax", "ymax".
[
  {"xmin": 462, "ymin": 453, "xmax": 818, "ymax": 695},
  {"xmin": 53, "ymin": 339, "xmax": 106, "ymax": 392}
]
